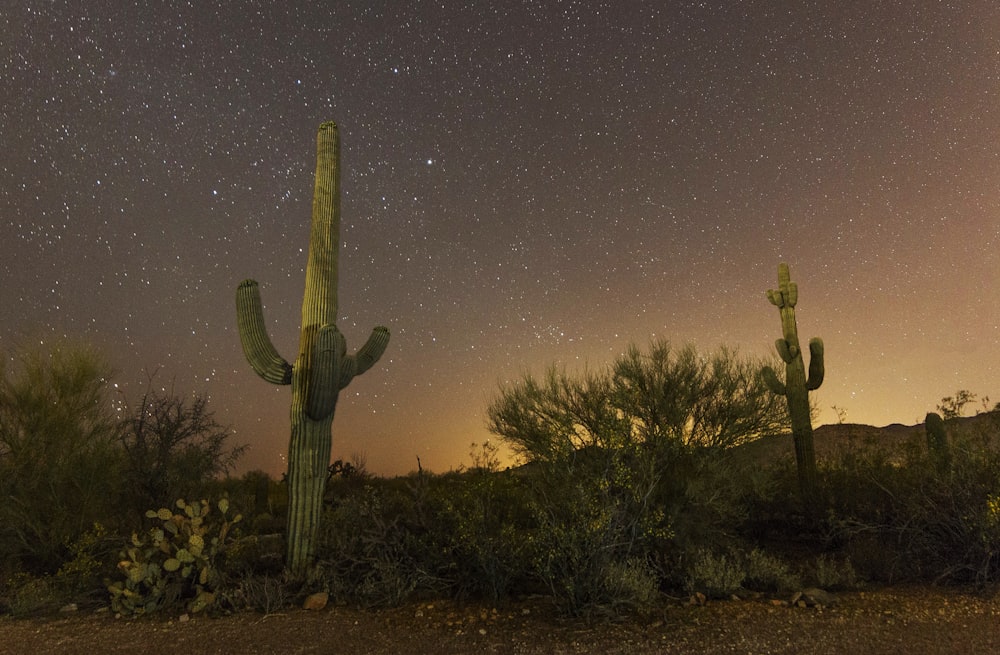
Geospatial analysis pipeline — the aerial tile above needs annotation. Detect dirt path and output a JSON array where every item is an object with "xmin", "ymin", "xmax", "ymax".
[{"xmin": 1, "ymin": 587, "xmax": 998, "ymax": 655}]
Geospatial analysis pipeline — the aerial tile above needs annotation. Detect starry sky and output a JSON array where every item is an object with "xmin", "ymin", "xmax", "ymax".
[{"xmin": 3, "ymin": 1, "xmax": 998, "ymax": 477}]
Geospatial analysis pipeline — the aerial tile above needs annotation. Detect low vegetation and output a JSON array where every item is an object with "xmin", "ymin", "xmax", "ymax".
[{"xmin": 1, "ymin": 339, "xmax": 998, "ymax": 621}]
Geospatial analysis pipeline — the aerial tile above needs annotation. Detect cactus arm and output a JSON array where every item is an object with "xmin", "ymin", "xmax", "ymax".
[
  {"xmin": 305, "ymin": 325, "xmax": 346, "ymax": 421},
  {"xmin": 775, "ymin": 338, "xmax": 794, "ymax": 363},
  {"xmin": 346, "ymin": 326, "xmax": 391, "ymax": 380},
  {"xmin": 236, "ymin": 279, "xmax": 293, "ymax": 385},
  {"xmin": 761, "ymin": 366, "xmax": 786, "ymax": 395},
  {"xmin": 806, "ymin": 338, "xmax": 824, "ymax": 391}
]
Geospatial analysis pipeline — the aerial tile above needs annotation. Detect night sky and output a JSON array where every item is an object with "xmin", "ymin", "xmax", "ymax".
[{"xmin": 3, "ymin": 2, "xmax": 998, "ymax": 477}]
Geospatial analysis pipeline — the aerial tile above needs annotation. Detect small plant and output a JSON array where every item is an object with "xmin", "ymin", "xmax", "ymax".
[
  {"xmin": 234, "ymin": 572, "xmax": 289, "ymax": 614},
  {"xmin": 107, "ymin": 498, "xmax": 241, "ymax": 615},
  {"xmin": 742, "ymin": 549, "xmax": 800, "ymax": 593},
  {"xmin": 812, "ymin": 554, "xmax": 859, "ymax": 590},
  {"xmin": 683, "ymin": 548, "xmax": 745, "ymax": 598},
  {"xmin": 3, "ymin": 573, "xmax": 60, "ymax": 617}
]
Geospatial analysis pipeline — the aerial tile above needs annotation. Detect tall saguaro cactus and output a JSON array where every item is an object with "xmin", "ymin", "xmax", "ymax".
[
  {"xmin": 761, "ymin": 263, "xmax": 824, "ymax": 507},
  {"xmin": 236, "ymin": 122, "xmax": 390, "ymax": 574}
]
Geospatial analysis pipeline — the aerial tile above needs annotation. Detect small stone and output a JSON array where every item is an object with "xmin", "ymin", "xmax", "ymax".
[
  {"xmin": 770, "ymin": 599, "xmax": 786, "ymax": 607},
  {"xmin": 59, "ymin": 603, "xmax": 78, "ymax": 613},
  {"xmin": 178, "ymin": 613, "xmax": 190, "ymax": 623},
  {"xmin": 802, "ymin": 588, "xmax": 839, "ymax": 607},
  {"xmin": 303, "ymin": 591, "xmax": 329, "ymax": 611},
  {"xmin": 478, "ymin": 628, "xmax": 487, "ymax": 635}
]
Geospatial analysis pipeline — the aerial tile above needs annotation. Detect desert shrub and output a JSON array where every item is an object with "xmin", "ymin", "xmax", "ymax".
[
  {"xmin": 118, "ymin": 383, "xmax": 246, "ymax": 522},
  {"xmin": 54, "ymin": 523, "xmax": 120, "ymax": 600},
  {"xmin": 811, "ymin": 554, "xmax": 859, "ymax": 590},
  {"xmin": 229, "ymin": 572, "xmax": 290, "ymax": 614},
  {"xmin": 742, "ymin": 548, "xmax": 800, "ymax": 592},
  {"xmin": 108, "ymin": 498, "xmax": 242, "ymax": 615},
  {"xmin": 486, "ymin": 340, "xmax": 788, "ymax": 611},
  {"xmin": 520, "ymin": 446, "xmax": 670, "ymax": 615},
  {"xmin": 0, "ymin": 342, "xmax": 124, "ymax": 573},
  {"xmin": 676, "ymin": 546, "xmax": 799, "ymax": 598},
  {"xmin": 1, "ymin": 573, "xmax": 61, "ymax": 617},
  {"xmin": 427, "ymin": 459, "xmax": 534, "ymax": 602},
  {"xmin": 315, "ymin": 479, "xmax": 444, "ymax": 607},
  {"xmin": 822, "ymin": 423, "xmax": 1000, "ymax": 586},
  {"xmin": 682, "ymin": 548, "xmax": 745, "ymax": 598}
]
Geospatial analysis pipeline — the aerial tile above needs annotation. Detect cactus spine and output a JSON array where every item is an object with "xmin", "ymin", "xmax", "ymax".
[
  {"xmin": 761, "ymin": 263, "xmax": 824, "ymax": 506},
  {"xmin": 236, "ymin": 122, "xmax": 390, "ymax": 574}
]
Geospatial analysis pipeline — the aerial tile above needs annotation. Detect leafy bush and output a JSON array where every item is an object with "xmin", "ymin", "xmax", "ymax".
[
  {"xmin": 520, "ymin": 447, "xmax": 670, "ymax": 614},
  {"xmin": 811, "ymin": 554, "xmax": 859, "ymax": 590},
  {"xmin": 315, "ymin": 480, "xmax": 442, "ymax": 607},
  {"xmin": 822, "ymin": 420, "xmax": 1000, "ymax": 586},
  {"xmin": 0, "ymin": 342, "xmax": 124, "ymax": 573},
  {"xmin": 485, "ymin": 340, "xmax": 789, "ymax": 612},
  {"xmin": 742, "ymin": 548, "xmax": 800, "ymax": 592},
  {"xmin": 428, "ymin": 466, "xmax": 533, "ymax": 602},
  {"xmin": 682, "ymin": 548, "xmax": 745, "ymax": 598},
  {"xmin": 2, "ymin": 573, "xmax": 61, "ymax": 617},
  {"xmin": 108, "ymin": 498, "xmax": 241, "ymax": 615}
]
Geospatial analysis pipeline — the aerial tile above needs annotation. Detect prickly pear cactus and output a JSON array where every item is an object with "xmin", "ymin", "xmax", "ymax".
[
  {"xmin": 236, "ymin": 122, "xmax": 390, "ymax": 574},
  {"xmin": 761, "ymin": 263, "xmax": 824, "ymax": 507},
  {"xmin": 108, "ymin": 498, "xmax": 240, "ymax": 615}
]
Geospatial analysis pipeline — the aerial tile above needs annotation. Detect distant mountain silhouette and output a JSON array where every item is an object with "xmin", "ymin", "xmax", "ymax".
[{"xmin": 733, "ymin": 410, "xmax": 1000, "ymax": 467}]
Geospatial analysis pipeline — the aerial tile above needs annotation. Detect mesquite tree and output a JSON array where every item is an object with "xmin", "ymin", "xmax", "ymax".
[
  {"xmin": 236, "ymin": 122, "xmax": 390, "ymax": 574},
  {"xmin": 761, "ymin": 262, "xmax": 824, "ymax": 508}
]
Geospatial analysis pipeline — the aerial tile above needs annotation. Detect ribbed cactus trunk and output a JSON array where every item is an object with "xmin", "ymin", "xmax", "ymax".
[
  {"xmin": 236, "ymin": 122, "xmax": 389, "ymax": 575},
  {"xmin": 761, "ymin": 263, "xmax": 824, "ymax": 509}
]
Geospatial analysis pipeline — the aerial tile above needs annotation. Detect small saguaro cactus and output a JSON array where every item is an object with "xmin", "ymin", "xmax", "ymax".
[
  {"xmin": 236, "ymin": 121, "xmax": 390, "ymax": 575},
  {"xmin": 925, "ymin": 411, "xmax": 950, "ymax": 471},
  {"xmin": 761, "ymin": 263, "xmax": 824, "ymax": 507}
]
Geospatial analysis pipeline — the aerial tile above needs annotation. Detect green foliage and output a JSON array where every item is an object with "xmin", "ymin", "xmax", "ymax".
[
  {"xmin": 742, "ymin": 548, "xmax": 801, "ymax": 593},
  {"xmin": 821, "ymin": 426, "xmax": 1000, "ymax": 586},
  {"xmin": 683, "ymin": 548, "xmax": 746, "ymax": 598},
  {"xmin": 107, "ymin": 498, "xmax": 242, "ymax": 615},
  {"xmin": 521, "ymin": 451, "xmax": 670, "ymax": 614},
  {"xmin": 55, "ymin": 523, "xmax": 119, "ymax": 598},
  {"xmin": 811, "ymin": 554, "xmax": 859, "ymax": 590},
  {"xmin": 489, "ymin": 340, "xmax": 788, "ymax": 461},
  {"xmin": 681, "ymin": 547, "xmax": 799, "ymax": 599},
  {"xmin": 0, "ymin": 341, "xmax": 123, "ymax": 573},
  {"xmin": 430, "ymin": 451, "xmax": 533, "ymax": 602},
  {"xmin": 485, "ymin": 339, "xmax": 788, "ymax": 613},
  {"xmin": 2, "ymin": 573, "xmax": 61, "ymax": 617},
  {"xmin": 315, "ymin": 480, "xmax": 440, "ymax": 607}
]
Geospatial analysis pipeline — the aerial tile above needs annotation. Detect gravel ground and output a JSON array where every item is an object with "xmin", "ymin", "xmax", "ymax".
[{"xmin": 1, "ymin": 586, "xmax": 998, "ymax": 655}]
